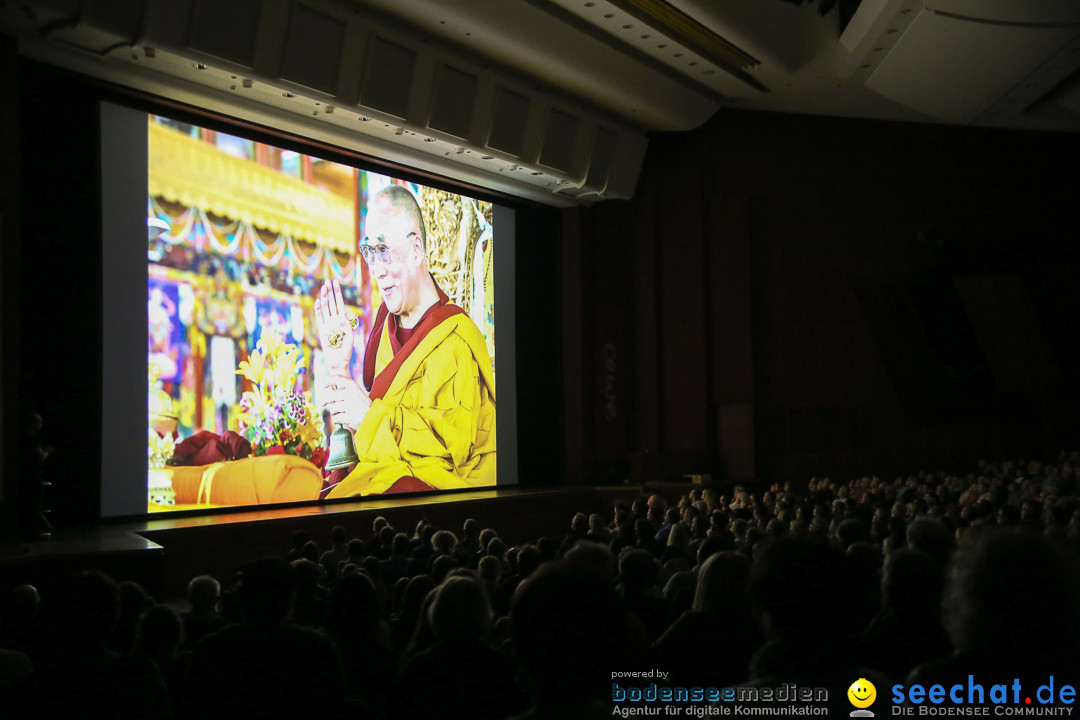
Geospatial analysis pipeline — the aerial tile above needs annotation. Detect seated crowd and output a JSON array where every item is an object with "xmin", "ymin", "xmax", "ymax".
[{"xmin": 2, "ymin": 451, "xmax": 1080, "ymax": 718}]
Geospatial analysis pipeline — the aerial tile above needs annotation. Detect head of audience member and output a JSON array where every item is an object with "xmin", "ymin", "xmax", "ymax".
[
  {"xmin": 325, "ymin": 572, "xmax": 384, "ymax": 642},
  {"xmin": 745, "ymin": 526, "xmax": 766, "ymax": 553},
  {"xmin": 347, "ymin": 538, "xmax": 366, "ymax": 562},
  {"xmin": 516, "ymin": 544, "xmax": 542, "ymax": 580},
  {"xmin": 943, "ymin": 528, "xmax": 1080, "ymax": 663},
  {"xmin": 462, "ymin": 518, "xmax": 480, "ymax": 540},
  {"xmin": 766, "ymin": 517, "xmax": 788, "ymax": 540},
  {"xmin": 835, "ymin": 518, "xmax": 869, "ymax": 551},
  {"xmin": 330, "ymin": 525, "xmax": 347, "ymax": 547},
  {"xmin": 478, "ymin": 555, "xmax": 502, "ymax": 590},
  {"xmin": 618, "ymin": 549, "xmax": 660, "ymax": 594},
  {"xmin": 667, "ymin": 521, "xmax": 690, "ymax": 551},
  {"xmin": 564, "ymin": 540, "xmax": 617, "ymax": 581},
  {"xmin": 431, "ymin": 554, "xmax": 457, "ymax": 585},
  {"xmin": 478, "ymin": 527, "xmax": 497, "ymax": 549},
  {"xmin": 906, "ymin": 516, "xmax": 955, "ymax": 566},
  {"xmin": 377, "ymin": 524, "xmax": 396, "ymax": 550},
  {"xmin": 135, "ymin": 604, "xmax": 184, "ymax": 663},
  {"xmin": 511, "ymin": 561, "xmax": 632, "ymax": 710},
  {"xmin": 486, "ymin": 536, "xmax": 506, "ymax": 561},
  {"xmin": 432, "ymin": 530, "xmax": 457, "ymax": 556},
  {"xmin": 237, "ymin": 557, "xmax": 295, "ymax": 626},
  {"xmin": 399, "ymin": 575, "xmax": 436, "ymax": 621},
  {"xmin": 571, "ymin": 512, "xmax": 589, "ymax": 535},
  {"xmin": 360, "ymin": 556, "xmax": 382, "ymax": 582},
  {"xmin": 633, "ymin": 518, "xmax": 656, "ymax": 546},
  {"xmin": 118, "ymin": 580, "xmax": 152, "ymax": 619},
  {"xmin": 428, "ymin": 576, "xmax": 491, "ymax": 646},
  {"xmin": 291, "ymin": 530, "xmax": 310, "ymax": 555},
  {"xmin": 694, "ymin": 551, "xmax": 752, "ymax": 615},
  {"xmin": 391, "ymin": 532, "xmax": 410, "ymax": 558},
  {"xmin": 291, "ymin": 558, "xmax": 321, "ymax": 595},
  {"xmin": 750, "ymin": 537, "xmax": 853, "ymax": 644},
  {"xmin": 537, "ymin": 535, "xmax": 562, "ymax": 562},
  {"xmin": 882, "ymin": 547, "xmax": 943, "ymax": 612},
  {"xmin": 187, "ymin": 575, "xmax": 221, "ymax": 618},
  {"xmin": 588, "ymin": 513, "xmax": 607, "ymax": 535},
  {"xmin": 301, "ymin": 540, "xmax": 320, "ymax": 564}
]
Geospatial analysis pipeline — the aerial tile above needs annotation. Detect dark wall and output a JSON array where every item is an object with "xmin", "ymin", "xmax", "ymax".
[
  {"xmin": 0, "ymin": 35, "xmax": 22, "ymax": 542},
  {"xmin": 514, "ymin": 204, "xmax": 563, "ymax": 488},
  {"xmin": 568, "ymin": 109, "xmax": 1080, "ymax": 485},
  {"xmin": 17, "ymin": 61, "xmax": 105, "ymax": 527}
]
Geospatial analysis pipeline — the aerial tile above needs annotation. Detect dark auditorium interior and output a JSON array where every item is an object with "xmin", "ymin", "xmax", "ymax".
[{"xmin": 2, "ymin": 1, "xmax": 1080, "ymax": 718}]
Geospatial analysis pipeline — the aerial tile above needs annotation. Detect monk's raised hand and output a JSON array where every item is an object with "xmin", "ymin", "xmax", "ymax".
[{"xmin": 314, "ymin": 280, "xmax": 355, "ymax": 374}]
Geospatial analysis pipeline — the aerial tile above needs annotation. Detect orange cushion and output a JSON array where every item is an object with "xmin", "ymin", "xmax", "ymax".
[{"xmin": 166, "ymin": 455, "xmax": 323, "ymax": 506}]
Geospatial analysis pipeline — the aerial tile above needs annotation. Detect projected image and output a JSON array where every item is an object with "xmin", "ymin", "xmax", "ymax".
[{"xmin": 146, "ymin": 115, "xmax": 495, "ymax": 512}]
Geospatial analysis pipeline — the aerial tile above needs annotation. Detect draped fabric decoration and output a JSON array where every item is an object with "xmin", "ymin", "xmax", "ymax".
[
  {"xmin": 148, "ymin": 120, "xmax": 355, "ymax": 254},
  {"xmin": 149, "ymin": 199, "xmax": 358, "ymax": 282}
]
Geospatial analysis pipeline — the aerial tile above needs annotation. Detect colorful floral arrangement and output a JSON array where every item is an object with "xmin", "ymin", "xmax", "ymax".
[{"xmin": 236, "ymin": 330, "xmax": 327, "ymax": 467}]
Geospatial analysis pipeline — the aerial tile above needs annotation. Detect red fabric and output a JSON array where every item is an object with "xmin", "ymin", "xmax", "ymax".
[
  {"xmin": 389, "ymin": 298, "xmax": 445, "ymax": 353},
  {"xmin": 172, "ymin": 430, "xmax": 251, "ymax": 466},
  {"xmin": 319, "ymin": 471, "xmax": 434, "ymax": 498},
  {"xmin": 362, "ymin": 276, "xmax": 463, "ymax": 397},
  {"xmin": 383, "ymin": 476, "xmax": 435, "ymax": 494}
]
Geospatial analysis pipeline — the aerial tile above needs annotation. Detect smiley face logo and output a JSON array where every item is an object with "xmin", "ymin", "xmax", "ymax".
[{"xmin": 848, "ymin": 678, "xmax": 876, "ymax": 709}]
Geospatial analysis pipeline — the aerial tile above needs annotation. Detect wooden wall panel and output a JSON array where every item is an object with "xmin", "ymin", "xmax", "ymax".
[
  {"xmin": 567, "ymin": 109, "xmax": 1080, "ymax": 485},
  {"xmin": 561, "ymin": 208, "xmax": 586, "ymax": 483},
  {"xmin": 657, "ymin": 173, "xmax": 708, "ymax": 457},
  {"xmin": 631, "ymin": 185, "xmax": 660, "ymax": 452}
]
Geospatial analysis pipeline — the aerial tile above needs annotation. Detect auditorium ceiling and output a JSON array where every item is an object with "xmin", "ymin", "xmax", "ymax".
[
  {"xmin": 345, "ymin": 0, "xmax": 1080, "ymax": 134},
  {"xmin": 3, "ymin": 0, "xmax": 1079, "ymax": 205}
]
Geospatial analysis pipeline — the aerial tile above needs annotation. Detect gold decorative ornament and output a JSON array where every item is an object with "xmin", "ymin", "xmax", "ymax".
[
  {"xmin": 347, "ymin": 311, "xmax": 359, "ymax": 330},
  {"xmin": 327, "ymin": 327, "xmax": 345, "ymax": 348}
]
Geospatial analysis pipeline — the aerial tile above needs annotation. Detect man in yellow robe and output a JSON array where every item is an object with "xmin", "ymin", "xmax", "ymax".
[{"xmin": 315, "ymin": 185, "xmax": 495, "ymax": 496}]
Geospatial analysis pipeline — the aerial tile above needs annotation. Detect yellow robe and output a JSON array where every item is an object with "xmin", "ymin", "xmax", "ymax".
[{"xmin": 326, "ymin": 312, "xmax": 496, "ymax": 497}]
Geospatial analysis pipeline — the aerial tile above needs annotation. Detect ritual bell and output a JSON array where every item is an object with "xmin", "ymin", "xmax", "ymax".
[{"xmin": 324, "ymin": 426, "xmax": 359, "ymax": 471}]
